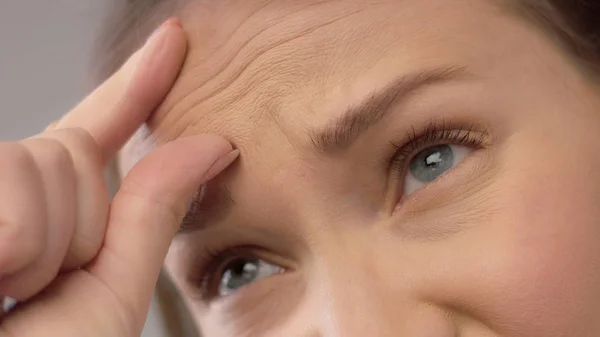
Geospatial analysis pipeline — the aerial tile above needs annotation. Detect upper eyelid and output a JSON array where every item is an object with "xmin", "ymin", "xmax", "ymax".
[
  {"xmin": 397, "ymin": 129, "xmax": 483, "ymax": 158},
  {"xmin": 385, "ymin": 124, "xmax": 488, "ymax": 208},
  {"xmin": 391, "ymin": 121, "xmax": 489, "ymax": 160}
]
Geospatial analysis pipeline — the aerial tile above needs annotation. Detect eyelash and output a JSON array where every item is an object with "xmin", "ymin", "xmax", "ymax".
[
  {"xmin": 191, "ymin": 244, "xmax": 270, "ymax": 301},
  {"xmin": 191, "ymin": 120, "xmax": 487, "ymax": 301},
  {"xmin": 388, "ymin": 120, "xmax": 487, "ymax": 173}
]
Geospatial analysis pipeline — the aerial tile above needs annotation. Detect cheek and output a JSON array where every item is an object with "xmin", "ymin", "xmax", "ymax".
[
  {"xmin": 497, "ymin": 185, "xmax": 600, "ymax": 335},
  {"xmin": 438, "ymin": 135, "xmax": 600, "ymax": 336},
  {"xmin": 508, "ymin": 125, "xmax": 600, "ymax": 301},
  {"xmin": 507, "ymin": 148, "xmax": 600, "ymax": 329}
]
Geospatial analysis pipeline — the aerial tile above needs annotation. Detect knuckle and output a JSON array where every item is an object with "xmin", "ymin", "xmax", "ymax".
[
  {"xmin": 21, "ymin": 137, "xmax": 75, "ymax": 171},
  {"xmin": 65, "ymin": 127, "xmax": 95, "ymax": 146},
  {"xmin": 54, "ymin": 127, "xmax": 102, "ymax": 166},
  {"xmin": 0, "ymin": 143, "xmax": 46, "ymax": 273},
  {"xmin": 40, "ymin": 139, "xmax": 75, "ymax": 172},
  {"xmin": 0, "ymin": 143, "xmax": 41, "ymax": 187},
  {"xmin": 63, "ymin": 233, "xmax": 103, "ymax": 270},
  {"xmin": 0, "ymin": 142, "xmax": 34, "ymax": 168},
  {"xmin": 0, "ymin": 217, "xmax": 45, "ymax": 273}
]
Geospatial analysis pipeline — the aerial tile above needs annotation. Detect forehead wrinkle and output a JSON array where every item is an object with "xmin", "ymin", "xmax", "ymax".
[
  {"xmin": 155, "ymin": 4, "xmax": 367, "ymax": 137},
  {"xmin": 182, "ymin": 0, "xmax": 340, "ymax": 72}
]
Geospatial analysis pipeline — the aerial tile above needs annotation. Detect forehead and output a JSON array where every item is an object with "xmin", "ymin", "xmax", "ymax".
[{"xmin": 146, "ymin": 0, "xmax": 509, "ymax": 146}]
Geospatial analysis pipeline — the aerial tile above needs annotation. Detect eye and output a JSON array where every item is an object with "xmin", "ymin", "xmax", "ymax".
[
  {"xmin": 217, "ymin": 256, "xmax": 284, "ymax": 297},
  {"xmin": 390, "ymin": 123, "xmax": 487, "ymax": 198},
  {"xmin": 404, "ymin": 144, "xmax": 472, "ymax": 195}
]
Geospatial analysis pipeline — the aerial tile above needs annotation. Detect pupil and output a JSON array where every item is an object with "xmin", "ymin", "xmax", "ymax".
[
  {"xmin": 220, "ymin": 258, "xmax": 260, "ymax": 295},
  {"xmin": 231, "ymin": 261, "xmax": 248, "ymax": 276}
]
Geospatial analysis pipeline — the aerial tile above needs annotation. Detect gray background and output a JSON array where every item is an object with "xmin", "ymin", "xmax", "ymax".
[{"xmin": 0, "ymin": 1, "xmax": 169, "ymax": 336}]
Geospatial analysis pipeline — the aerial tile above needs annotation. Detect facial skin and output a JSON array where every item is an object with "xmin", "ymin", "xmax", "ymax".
[{"xmin": 118, "ymin": 0, "xmax": 600, "ymax": 336}]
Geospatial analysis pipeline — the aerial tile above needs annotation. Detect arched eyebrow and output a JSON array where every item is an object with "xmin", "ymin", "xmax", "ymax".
[
  {"xmin": 310, "ymin": 66, "xmax": 471, "ymax": 152},
  {"xmin": 178, "ymin": 66, "xmax": 472, "ymax": 233}
]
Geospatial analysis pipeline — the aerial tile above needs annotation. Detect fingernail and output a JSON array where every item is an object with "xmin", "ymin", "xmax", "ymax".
[
  {"xmin": 148, "ymin": 17, "xmax": 181, "ymax": 43},
  {"xmin": 122, "ymin": 17, "xmax": 181, "ymax": 81},
  {"xmin": 203, "ymin": 150, "xmax": 240, "ymax": 182}
]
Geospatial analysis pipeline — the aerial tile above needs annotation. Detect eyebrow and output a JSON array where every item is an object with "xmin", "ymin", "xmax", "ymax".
[
  {"xmin": 178, "ymin": 66, "xmax": 470, "ymax": 233},
  {"xmin": 310, "ymin": 66, "xmax": 470, "ymax": 152},
  {"xmin": 179, "ymin": 184, "xmax": 235, "ymax": 233}
]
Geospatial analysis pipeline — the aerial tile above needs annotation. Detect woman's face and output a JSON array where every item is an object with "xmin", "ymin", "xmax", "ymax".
[{"xmin": 119, "ymin": 0, "xmax": 600, "ymax": 336}]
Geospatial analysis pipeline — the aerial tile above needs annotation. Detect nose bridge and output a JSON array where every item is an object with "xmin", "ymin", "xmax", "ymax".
[
  {"xmin": 310, "ymin": 243, "xmax": 404, "ymax": 337},
  {"xmin": 306, "ymin": 234, "xmax": 458, "ymax": 337}
]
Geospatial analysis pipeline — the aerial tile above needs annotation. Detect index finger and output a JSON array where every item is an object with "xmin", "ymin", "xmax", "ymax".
[{"xmin": 55, "ymin": 18, "xmax": 187, "ymax": 164}]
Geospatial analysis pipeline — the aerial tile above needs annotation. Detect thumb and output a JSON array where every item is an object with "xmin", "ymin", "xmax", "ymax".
[{"xmin": 88, "ymin": 134, "xmax": 238, "ymax": 330}]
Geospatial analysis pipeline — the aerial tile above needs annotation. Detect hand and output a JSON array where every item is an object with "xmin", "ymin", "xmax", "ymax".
[{"xmin": 0, "ymin": 18, "xmax": 237, "ymax": 336}]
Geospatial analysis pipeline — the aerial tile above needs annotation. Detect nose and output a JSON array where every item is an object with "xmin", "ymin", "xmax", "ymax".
[{"xmin": 310, "ymin": 257, "xmax": 457, "ymax": 337}]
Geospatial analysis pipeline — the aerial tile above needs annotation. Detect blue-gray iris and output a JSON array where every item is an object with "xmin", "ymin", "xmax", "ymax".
[{"xmin": 409, "ymin": 145, "xmax": 454, "ymax": 183}]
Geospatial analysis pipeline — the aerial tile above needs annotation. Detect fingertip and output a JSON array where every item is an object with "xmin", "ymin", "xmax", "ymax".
[
  {"xmin": 87, "ymin": 135, "xmax": 237, "ymax": 313},
  {"xmin": 165, "ymin": 17, "xmax": 182, "ymax": 29},
  {"xmin": 203, "ymin": 149, "xmax": 240, "ymax": 182},
  {"xmin": 121, "ymin": 134, "xmax": 235, "ymax": 208},
  {"xmin": 128, "ymin": 18, "xmax": 188, "ymax": 104},
  {"xmin": 55, "ymin": 18, "xmax": 189, "ymax": 165}
]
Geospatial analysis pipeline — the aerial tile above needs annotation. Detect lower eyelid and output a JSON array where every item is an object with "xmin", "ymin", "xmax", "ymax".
[{"xmin": 394, "ymin": 147, "xmax": 488, "ymax": 213}]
